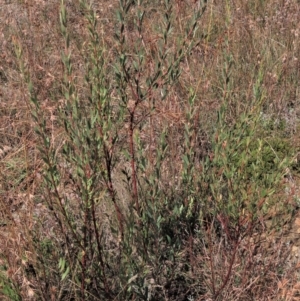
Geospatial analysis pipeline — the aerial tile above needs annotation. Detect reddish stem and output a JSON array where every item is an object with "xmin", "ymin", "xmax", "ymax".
[{"xmin": 129, "ymin": 110, "xmax": 140, "ymax": 216}]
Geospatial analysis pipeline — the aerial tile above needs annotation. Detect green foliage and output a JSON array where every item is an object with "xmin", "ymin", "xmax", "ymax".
[{"xmin": 204, "ymin": 104, "xmax": 289, "ymax": 223}]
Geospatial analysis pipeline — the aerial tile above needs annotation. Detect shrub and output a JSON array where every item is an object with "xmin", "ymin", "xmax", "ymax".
[{"xmin": 1, "ymin": 0, "xmax": 299, "ymax": 300}]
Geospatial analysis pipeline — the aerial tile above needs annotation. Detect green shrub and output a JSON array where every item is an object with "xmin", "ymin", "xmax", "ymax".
[{"xmin": 5, "ymin": 0, "xmax": 298, "ymax": 300}]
